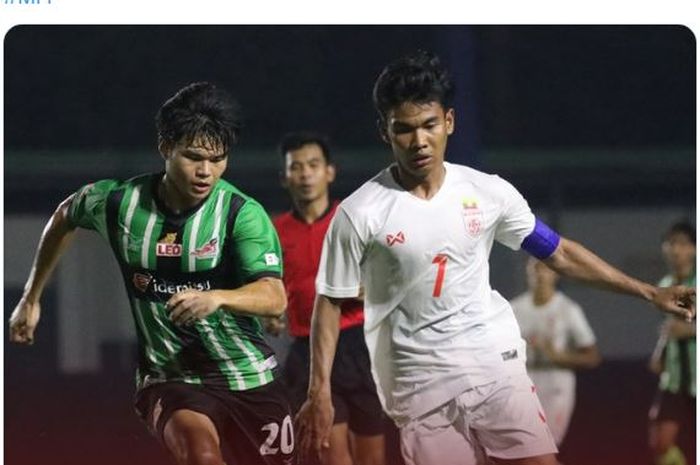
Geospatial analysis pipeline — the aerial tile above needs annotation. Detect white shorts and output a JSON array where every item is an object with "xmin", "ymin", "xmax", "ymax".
[{"xmin": 399, "ymin": 372, "xmax": 558, "ymax": 465}]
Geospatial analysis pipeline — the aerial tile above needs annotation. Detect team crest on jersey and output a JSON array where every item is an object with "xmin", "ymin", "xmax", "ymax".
[
  {"xmin": 461, "ymin": 197, "xmax": 483, "ymax": 238},
  {"xmin": 133, "ymin": 272, "xmax": 153, "ymax": 292},
  {"xmin": 386, "ymin": 231, "xmax": 405, "ymax": 247},
  {"xmin": 156, "ymin": 232, "xmax": 182, "ymax": 257},
  {"xmin": 190, "ymin": 238, "xmax": 219, "ymax": 259}
]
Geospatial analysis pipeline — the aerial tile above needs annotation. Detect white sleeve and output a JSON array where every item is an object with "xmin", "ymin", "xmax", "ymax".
[
  {"xmin": 567, "ymin": 303, "xmax": 597, "ymax": 348},
  {"xmin": 315, "ymin": 206, "xmax": 365, "ymax": 298},
  {"xmin": 494, "ymin": 177, "xmax": 536, "ymax": 250}
]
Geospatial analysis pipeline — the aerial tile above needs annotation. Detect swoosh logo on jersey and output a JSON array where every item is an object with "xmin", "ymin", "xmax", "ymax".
[{"xmin": 386, "ymin": 231, "xmax": 405, "ymax": 246}]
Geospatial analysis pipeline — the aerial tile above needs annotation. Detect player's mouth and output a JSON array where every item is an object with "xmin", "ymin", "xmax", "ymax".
[
  {"xmin": 192, "ymin": 182, "xmax": 211, "ymax": 195},
  {"xmin": 411, "ymin": 154, "xmax": 432, "ymax": 168}
]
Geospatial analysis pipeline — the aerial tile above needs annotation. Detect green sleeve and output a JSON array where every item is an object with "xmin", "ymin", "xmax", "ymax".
[
  {"xmin": 66, "ymin": 179, "xmax": 120, "ymax": 238},
  {"xmin": 231, "ymin": 199, "xmax": 283, "ymax": 282}
]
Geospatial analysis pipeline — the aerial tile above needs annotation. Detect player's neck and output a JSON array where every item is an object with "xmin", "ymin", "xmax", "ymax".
[
  {"xmin": 673, "ymin": 264, "xmax": 694, "ymax": 284},
  {"xmin": 394, "ymin": 163, "xmax": 446, "ymax": 200},
  {"xmin": 160, "ymin": 175, "xmax": 197, "ymax": 214},
  {"xmin": 293, "ymin": 195, "xmax": 330, "ymax": 224},
  {"xmin": 532, "ymin": 287, "xmax": 555, "ymax": 307}
]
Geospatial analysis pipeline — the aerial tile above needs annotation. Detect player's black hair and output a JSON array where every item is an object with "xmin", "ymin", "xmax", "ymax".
[
  {"xmin": 665, "ymin": 221, "xmax": 696, "ymax": 245},
  {"xmin": 156, "ymin": 82, "xmax": 243, "ymax": 153},
  {"xmin": 372, "ymin": 50, "xmax": 455, "ymax": 131},
  {"xmin": 278, "ymin": 131, "xmax": 332, "ymax": 164}
]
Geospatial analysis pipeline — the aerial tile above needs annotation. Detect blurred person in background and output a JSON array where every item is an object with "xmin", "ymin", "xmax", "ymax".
[
  {"xmin": 270, "ymin": 131, "xmax": 386, "ymax": 465},
  {"xmin": 511, "ymin": 258, "xmax": 601, "ymax": 449},
  {"xmin": 9, "ymin": 82, "xmax": 295, "ymax": 465},
  {"xmin": 648, "ymin": 221, "xmax": 696, "ymax": 465}
]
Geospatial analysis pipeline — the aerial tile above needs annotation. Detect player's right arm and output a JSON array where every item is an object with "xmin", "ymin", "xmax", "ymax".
[
  {"xmin": 9, "ymin": 194, "xmax": 78, "ymax": 345},
  {"xmin": 10, "ymin": 179, "xmax": 115, "ymax": 344},
  {"xmin": 295, "ymin": 294, "xmax": 343, "ymax": 460},
  {"xmin": 295, "ymin": 206, "xmax": 365, "ymax": 460}
]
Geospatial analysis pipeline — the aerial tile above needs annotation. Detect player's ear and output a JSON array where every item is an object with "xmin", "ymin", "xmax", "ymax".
[
  {"xmin": 377, "ymin": 119, "xmax": 390, "ymax": 144},
  {"xmin": 445, "ymin": 108, "xmax": 455, "ymax": 135},
  {"xmin": 158, "ymin": 138, "xmax": 170, "ymax": 160},
  {"xmin": 326, "ymin": 163, "xmax": 336, "ymax": 183},
  {"xmin": 279, "ymin": 170, "xmax": 289, "ymax": 189}
]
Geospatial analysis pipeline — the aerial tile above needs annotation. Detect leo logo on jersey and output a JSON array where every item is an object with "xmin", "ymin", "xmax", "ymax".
[
  {"xmin": 156, "ymin": 233, "xmax": 182, "ymax": 257},
  {"xmin": 156, "ymin": 234, "xmax": 220, "ymax": 259}
]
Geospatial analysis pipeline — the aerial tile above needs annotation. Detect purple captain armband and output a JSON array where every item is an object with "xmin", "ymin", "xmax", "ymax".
[{"xmin": 521, "ymin": 218, "xmax": 561, "ymax": 259}]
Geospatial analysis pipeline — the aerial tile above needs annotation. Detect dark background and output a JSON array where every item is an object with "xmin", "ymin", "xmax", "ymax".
[
  {"xmin": 4, "ymin": 25, "xmax": 696, "ymax": 465},
  {"xmin": 5, "ymin": 26, "xmax": 695, "ymax": 149}
]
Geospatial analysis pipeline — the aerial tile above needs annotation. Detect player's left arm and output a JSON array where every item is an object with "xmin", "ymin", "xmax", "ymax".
[
  {"xmin": 168, "ymin": 199, "xmax": 286, "ymax": 325},
  {"xmin": 542, "ymin": 237, "xmax": 695, "ymax": 321},
  {"xmin": 496, "ymin": 179, "xmax": 694, "ymax": 320},
  {"xmin": 168, "ymin": 277, "xmax": 286, "ymax": 325}
]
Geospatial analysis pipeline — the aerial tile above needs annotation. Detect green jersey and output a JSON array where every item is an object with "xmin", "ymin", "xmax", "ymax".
[
  {"xmin": 67, "ymin": 174, "xmax": 283, "ymax": 392},
  {"xmin": 657, "ymin": 272, "xmax": 696, "ymax": 397}
]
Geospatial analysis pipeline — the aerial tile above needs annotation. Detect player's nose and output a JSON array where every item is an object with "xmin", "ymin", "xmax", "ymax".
[{"xmin": 196, "ymin": 160, "xmax": 212, "ymax": 177}]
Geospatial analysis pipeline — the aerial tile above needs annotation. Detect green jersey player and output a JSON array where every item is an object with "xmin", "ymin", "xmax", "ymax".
[
  {"xmin": 9, "ymin": 82, "xmax": 295, "ymax": 465},
  {"xmin": 648, "ymin": 221, "xmax": 696, "ymax": 465}
]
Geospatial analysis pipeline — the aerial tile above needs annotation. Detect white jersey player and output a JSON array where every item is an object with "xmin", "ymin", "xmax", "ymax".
[
  {"xmin": 295, "ymin": 51, "xmax": 695, "ymax": 465},
  {"xmin": 511, "ymin": 259, "xmax": 601, "ymax": 446}
]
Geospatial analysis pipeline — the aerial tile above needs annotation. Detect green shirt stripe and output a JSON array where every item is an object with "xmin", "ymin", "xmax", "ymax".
[
  {"xmin": 658, "ymin": 271, "xmax": 696, "ymax": 396},
  {"xmin": 122, "ymin": 185, "xmax": 142, "ymax": 264},
  {"xmin": 220, "ymin": 316, "xmax": 274, "ymax": 384},
  {"xmin": 68, "ymin": 175, "xmax": 282, "ymax": 392},
  {"xmin": 196, "ymin": 319, "xmax": 247, "ymax": 390}
]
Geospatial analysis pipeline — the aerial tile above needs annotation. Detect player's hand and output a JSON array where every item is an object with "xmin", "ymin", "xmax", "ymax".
[
  {"xmin": 166, "ymin": 290, "xmax": 221, "ymax": 326},
  {"xmin": 538, "ymin": 340, "xmax": 558, "ymax": 363},
  {"xmin": 9, "ymin": 297, "xmax": 41, "ymax": 345},
  {"xmin": 663, "ymin": 316, "xmax": 696, "ymax": 339},
  {"xmin": 356, "ymin": 286, "xmax": 365, "ymax": 302},
  {"xmin": 263, "ymin": 316, "xmax": 286, "ymax": 336},
  {"xmin": 532, "ymin": 338, "xmax": 565, "ymax": 365},
  {"xmin": 652, "ymin": 286, "xmax": 695, "ymax": 322},
  {"xmin": 295, "ymin": 389, "xmax": 334, "ymax": 463}
]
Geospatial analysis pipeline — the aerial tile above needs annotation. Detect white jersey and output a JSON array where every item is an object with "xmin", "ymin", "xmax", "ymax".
[
  {"xmin": 510, "ymin": 291, "xmax": 596, "ymax": 378},
  {"xmin": 510, "ymin": 291, "xmax": 596, "ymax": 444},
  {"xmin": 316, "ymin": 162, "xmax": 537, "ymax": 425}
]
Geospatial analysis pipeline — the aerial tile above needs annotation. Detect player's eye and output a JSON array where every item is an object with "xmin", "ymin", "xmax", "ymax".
[
  {"xmin": 184, "ymin": 153, "xmax": 204, "ymax": 161},
  {"xmin": 392, "ymin": 125, "xmax": 413, "ymax": 135}
]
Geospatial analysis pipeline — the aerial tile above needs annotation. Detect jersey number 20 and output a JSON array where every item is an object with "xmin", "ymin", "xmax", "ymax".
[{"xmin": 259, "ymin": 415, "xmax": 294, "ymax": 455}]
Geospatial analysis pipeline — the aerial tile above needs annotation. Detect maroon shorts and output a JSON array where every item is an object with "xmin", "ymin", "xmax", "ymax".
[
  {"xmin": 649, "ymin": 389, "xmax": 696, "ymax": 425},
  {"xmin": 135, "ymin": 378, "xmax": 295, "ymax": 465}
]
